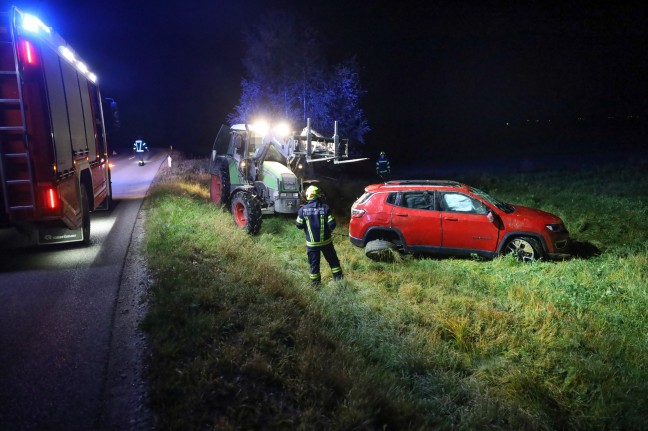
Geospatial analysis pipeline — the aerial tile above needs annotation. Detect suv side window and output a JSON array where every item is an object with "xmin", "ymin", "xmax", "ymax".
[
  {"xmin": 399, "ymin": 191, "xmax": 435, "ymax": 210},
  {"xmin": 440, "ymin": 192, "xmax": 488, "ymax": 215},
  {"xmin": 386, "ymin": 193, "xmax": 397, "ymax": 205},
  {"xmin": 357, "ymin": 192, "xmax": 375, "ymax": 205}
]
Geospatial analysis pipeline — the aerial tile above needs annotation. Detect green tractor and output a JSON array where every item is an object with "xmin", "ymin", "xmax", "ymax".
[{"xmin": 209, "ymin": 120, "xmax": 366, "ymax": 234}]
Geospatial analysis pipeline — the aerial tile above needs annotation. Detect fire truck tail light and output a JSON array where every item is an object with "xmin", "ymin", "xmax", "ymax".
[
  {"xmin": 22, "ymin": 40, "xmax": 36, "ymax": 64},
  {"xmin": 44, "ymin": 187, "xmax": 59, "ymax": 210}
]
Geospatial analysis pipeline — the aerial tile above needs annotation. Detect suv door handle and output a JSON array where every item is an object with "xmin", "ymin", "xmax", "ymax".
[
  {"xmin": 395, "ymin": 213, "xmax": 408, "ymax": 217},
  {"xmin": 444, "ymin": 216, "xmax": 458, "ymax": 221}
]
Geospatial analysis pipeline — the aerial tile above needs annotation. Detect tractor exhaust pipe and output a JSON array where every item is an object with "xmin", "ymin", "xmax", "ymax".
[
  {"xmin": 334, "ymin": 121, "xmax": 339, "ymax": 159},
  {"xmin": 306, "ymin": 118, "xmax": 312, "ymax": 160}
]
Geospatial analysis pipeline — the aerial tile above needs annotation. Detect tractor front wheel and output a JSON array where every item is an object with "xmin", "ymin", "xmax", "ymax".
[{"xmin": 230, "ymin": 191, "xmax": 262, "ymax": 235}]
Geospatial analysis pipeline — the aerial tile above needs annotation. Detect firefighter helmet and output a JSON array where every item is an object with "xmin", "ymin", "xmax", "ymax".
[
  {"xmin": 380, "ymin": 151, "xmax": 386, "ymax": 157},
  {"xmin": 305, "ymin": 185, "xmax": 321, "ymax": 201}
]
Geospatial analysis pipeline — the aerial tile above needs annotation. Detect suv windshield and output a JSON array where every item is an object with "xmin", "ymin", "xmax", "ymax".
[{"xmin": 470, "ymin": 187, "xmax": 515, "ymax": 213}]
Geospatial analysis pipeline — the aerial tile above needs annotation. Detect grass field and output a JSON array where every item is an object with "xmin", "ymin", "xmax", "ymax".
[{"xmin": 141, "ymin": 156, "xmax": 648, "ymax": 430}]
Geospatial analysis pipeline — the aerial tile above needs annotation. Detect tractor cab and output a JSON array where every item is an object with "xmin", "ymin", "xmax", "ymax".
[{"xmin": 209, "ymin": 123, "xmax": 302, "ymax": 234}]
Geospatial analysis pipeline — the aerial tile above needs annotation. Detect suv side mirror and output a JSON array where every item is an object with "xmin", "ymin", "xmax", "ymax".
[{"xmin": 487, "ymin": 210, "xmax": 503, "ymax": 228}]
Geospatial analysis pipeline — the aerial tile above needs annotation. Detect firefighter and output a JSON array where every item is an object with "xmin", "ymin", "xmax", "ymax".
[
  {"xmin": 295, "ymin": 185, "xmax": 343, "ymax": 286},
  {"xmin": 133, "ymin": 137, "xmax": 148, "ymax": 166},
  {"xmin": 376, "ymin": 151, "xmax": 391, "ymax": 182}
]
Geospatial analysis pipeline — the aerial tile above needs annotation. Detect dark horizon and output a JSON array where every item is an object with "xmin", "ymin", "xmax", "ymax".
[{"xmin": 9, "ymin": 1, "xmax": 648, "ymax": 163}]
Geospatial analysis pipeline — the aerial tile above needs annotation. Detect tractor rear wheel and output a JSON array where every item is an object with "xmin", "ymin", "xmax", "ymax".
[
  {"xmin": 230, "ymin": 191, "xmax": 262, "ymax": 235},
  {"xmin": 210, "ymin": 162, "xmax": 230, "ymax": 207}
]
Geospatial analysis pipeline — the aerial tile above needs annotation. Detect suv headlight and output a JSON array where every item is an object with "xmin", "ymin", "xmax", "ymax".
[{"xmin": 546, "ymin": 223, "xmax": 566, "ymax": 233}]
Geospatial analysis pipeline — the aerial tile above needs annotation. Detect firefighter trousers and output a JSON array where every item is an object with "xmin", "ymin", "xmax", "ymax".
[
  {"xmin": 378, "ymin": 171, "xmax": 390, "ymax": 182},
  {"xmin": 307, "ymin": 243, "xmax": 343, "ymax": 285}
]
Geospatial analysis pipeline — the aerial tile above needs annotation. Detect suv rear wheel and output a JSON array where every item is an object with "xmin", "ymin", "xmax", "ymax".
[
  {"xmin": 504, "ymin": 236, "xmax": 544, "ymax": 262},
  {"xmin": 365, "ymin": 239, "xmax": 398, "ymax": 262}
]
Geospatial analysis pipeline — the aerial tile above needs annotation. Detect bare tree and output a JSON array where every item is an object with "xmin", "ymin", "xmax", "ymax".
[{"xmin": 229, "ymin": 10, "xmax": 369, "ymax": 143}]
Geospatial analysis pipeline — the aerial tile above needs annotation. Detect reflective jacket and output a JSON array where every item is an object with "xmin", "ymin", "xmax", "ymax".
[
  {"xmin": 295, "ymin": 199, "xmax": 336, "ymax": 248},
  {"xmin": 133, "ymin": 140, "xmax": 148, "ymax": 152},
  {"xmin": 376, "ymin": 157, "xmax": 390, "ymax": 174}
]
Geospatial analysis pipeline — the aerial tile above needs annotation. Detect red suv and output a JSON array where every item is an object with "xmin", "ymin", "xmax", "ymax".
[{"xmin": 349, "ymin": 180, "xmax": 570, "ymax": 262}]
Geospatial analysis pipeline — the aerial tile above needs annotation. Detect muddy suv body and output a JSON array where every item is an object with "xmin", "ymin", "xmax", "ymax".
[{"xmin": 349, "ymin": 180, "xmax": 571, "ymax": 261}]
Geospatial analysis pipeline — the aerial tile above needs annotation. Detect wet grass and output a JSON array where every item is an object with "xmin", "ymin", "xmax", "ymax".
[{"xmin": 142, "ymin": 156, "xmax": 648, "ymax": 430}]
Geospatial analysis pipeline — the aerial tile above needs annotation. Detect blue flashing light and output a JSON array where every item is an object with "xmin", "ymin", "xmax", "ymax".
[
  {"xmin": 16, "ymin": 8, "xmax": 98, "ymax": 83},
  {"xmin": 21, "ymin": 14, "xmax": 51, "ymax": 34}
]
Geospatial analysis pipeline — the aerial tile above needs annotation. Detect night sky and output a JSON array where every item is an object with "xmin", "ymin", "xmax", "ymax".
[{"xmin": 9, "ymin": 1, "xmax": 648, "ymax": 163}]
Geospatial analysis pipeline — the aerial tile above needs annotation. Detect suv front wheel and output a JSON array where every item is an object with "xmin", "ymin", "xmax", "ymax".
[{"xmin": 504, "ymin": 236, "xmax": 544, "ymax": 262}]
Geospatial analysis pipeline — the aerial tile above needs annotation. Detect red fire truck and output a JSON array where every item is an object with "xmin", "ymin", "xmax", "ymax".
[{"xmin": 0, "ymin": 6, "xmax": 112, "ymax": 245}]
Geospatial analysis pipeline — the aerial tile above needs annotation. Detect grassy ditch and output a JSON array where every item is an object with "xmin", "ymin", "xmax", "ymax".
[{"xmin": 142, "ymin": 157, "xmax": 648, "ymax": 430}]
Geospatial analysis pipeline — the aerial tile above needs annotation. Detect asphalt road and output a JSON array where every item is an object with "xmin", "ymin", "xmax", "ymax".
[{"xmin": 0, "ymin": 148, "xmax": 166, "ymax": 430}]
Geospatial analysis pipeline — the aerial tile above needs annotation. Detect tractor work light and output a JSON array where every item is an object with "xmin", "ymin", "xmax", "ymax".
[
  {"xmin": 251, "ymin": 120, "xmax": 269, "ymax": 136},
  {"xmin": 273, "ymin": 122, "xmax": 290, "ymax": 136}
]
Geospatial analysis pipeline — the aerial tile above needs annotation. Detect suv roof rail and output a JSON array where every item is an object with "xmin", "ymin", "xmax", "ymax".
[{"xmin": 384, "ymin": 180, "xmax": 463, "ymax": 187}]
